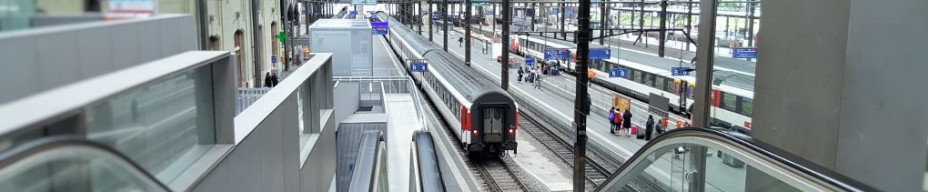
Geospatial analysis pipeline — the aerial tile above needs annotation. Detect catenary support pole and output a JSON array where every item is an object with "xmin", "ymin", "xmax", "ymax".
[
  {"xmin": 560, "ymin": 1, "xmax": 565, "ymax": 39},
  {"xmin": 465, "ymin": 0, "xmax": 472, "ymax": 66},
  {"xmin": 429, "ymin": 2, "xmax": 434, "ymax": 41},
  {"xmin": 658, "ymin": 0, "xmax": 667, "ymax": 57},
  {"xmin": 501, "ymin": 0, "xmax": 510, "ymax": 91},
  {"xmin": 573, "ymin": 0, "xmax": 591, "ymax": 190},
  {"xmin": 443, "ymin": 0, "xmax": 449, "ymax": 51}
]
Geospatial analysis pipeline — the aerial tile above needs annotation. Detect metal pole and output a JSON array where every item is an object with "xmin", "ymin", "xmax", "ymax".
[
  {"xmin": 686, "ymin": 0, "xmax": 692, "ymax": 51},
  {"xmin": 658, "ymin": 0, "xmax": 667, "ymax": 57},
  {"xmin": 465, "ymin": 0, "xmax": 472, "ymax": 66},
  {"xmin": 281, "ymin": 0, "xmax": 290, "ymax": 71},
  {"xmin": 430, "ymin": 2, "xmax": 434, "ymax": 41},
  {"xmin": 599, "ymin": 0, "xmax": 605, "ymax": 45},
  {"xmin": 559, "ymin": 1, "xmax": 565, "ymax": 39},
  {"xmin": 573, "ymin": 0, "xmax": 591, "ymax": 190},
  {"xmin": 251, "ymin": 0, "xmax": 263, "ymax": 87},
  {"xmin": 493, "ymin": 3, "xmax": 497, "ymax": 34},
  {"xmin": 443, "ymin": 0, "xmax": 449, "ymax": 51},
  {"xmin": 197, "ymin": 0, "xmax": 209, "ymax": 50},
  {"xmin": 418, "ymin": 2, "xmax": 423, "ymax": 35},
  {"xmin": 501, "ymin": 0, "xmax": 510, "ymax": 91},
  {"xmin": 747, "ymin": 2, "xmax": 755, "ymax": 48}
]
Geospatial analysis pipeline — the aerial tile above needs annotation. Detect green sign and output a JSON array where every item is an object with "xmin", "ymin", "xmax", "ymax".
[{"xmin": 276, "ymin": 32, "xmax": 288, "ymax": 43}]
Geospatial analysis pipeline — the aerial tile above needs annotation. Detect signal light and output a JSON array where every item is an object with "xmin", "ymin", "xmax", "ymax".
[{"xmin": 473, "ymin": 130, "xmax": 478, "ymax": 135}]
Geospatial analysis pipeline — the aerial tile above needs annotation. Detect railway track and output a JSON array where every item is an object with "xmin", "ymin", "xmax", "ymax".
[
  {"xmin": 474, "ymin": 157, "xmax": 528, "ymax": 192},
  {"xmin": 518, "ymin": 109, "xmax": 612, "ymax": 190}
]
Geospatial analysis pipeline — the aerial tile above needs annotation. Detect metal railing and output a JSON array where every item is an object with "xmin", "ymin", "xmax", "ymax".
[{"xmin": 236, "ymin": 87, "xmax": 272, "ymax": 114}]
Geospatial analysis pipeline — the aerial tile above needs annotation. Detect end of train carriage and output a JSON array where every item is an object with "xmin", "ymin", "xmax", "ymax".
[{"xmin": 462, "ymin": 89, "xmax": 518, "ymax": 154}]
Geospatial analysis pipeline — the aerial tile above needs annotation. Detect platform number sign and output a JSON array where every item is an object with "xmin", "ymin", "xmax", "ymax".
[
  {"xmin": 671, "ymin": 67, "xmax": 690, "ymax": 76},
  {"xmin": 371, "ymin": 21, "xmax": 388, "ymax": 35},
  {"xmin": 544, "ymin": 48, "xmax": 571, "ymax": 60},
  {"xmin": 589, "ymin": 48, "xmax": 611, "ymax": 60},
  {"xmin": 409, "ymin": 59, "xmax": 429, "ymax": 72},
  {"xmin": 525, "ymin": 57, "xmax": 534, "ymax": 67},
  {"xmin": 609, "ymin": 68, "xmax": 628, "ymax": 78},
  {"xmin": 732, "ymin": 47, "xmax": 757, "ymax": 59}
]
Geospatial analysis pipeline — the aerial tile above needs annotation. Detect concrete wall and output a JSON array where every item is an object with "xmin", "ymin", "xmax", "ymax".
[
  {"xmin": 33, "ymin": 0, "xmax": 285, "ymax": 88},
  {"xmin": 334, "ymin": 82, "xmax": 361, "ymax": 123},
  {"xmin": 753, "ymin": 0, "xmax": 928, "ymax": 190},
  {"xmin": 0, "ymin": 15, "xmax": 196, "ymax": 104}
]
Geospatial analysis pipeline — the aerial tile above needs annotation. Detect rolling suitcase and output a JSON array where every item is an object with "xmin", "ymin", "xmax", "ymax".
[{"xmin": 634, "ymin": 125, "xmax": 645, "ymax": 139}]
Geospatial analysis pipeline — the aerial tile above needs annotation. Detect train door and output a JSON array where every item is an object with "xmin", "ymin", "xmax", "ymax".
[{"xmin": 482, "ymin": 107, "xmax": 504, "ymax": 143}]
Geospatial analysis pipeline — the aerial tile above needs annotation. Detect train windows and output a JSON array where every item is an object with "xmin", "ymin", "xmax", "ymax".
[
  {"xmin": 632, "ymin": 70, "xmax": 641, "ymax": 83},
  {"xmin": 741, "ymin": 97, "xmax": 753, "ymax": 117},
  {"xmin": 721, "ymin": 92, "xmax": 739, "ymax": 112},
  {"xmin": 655, "ymin": 77, "xmax": 665, "ymax": 92}
]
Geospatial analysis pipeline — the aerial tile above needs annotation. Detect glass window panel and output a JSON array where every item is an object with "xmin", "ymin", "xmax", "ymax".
[
  {"xmin": 741, "ymin": 97, "xmax": 753, "ymax": 117},
  {"xmin": 84, "ymin": 66, "xmax": 214, "ymax": 183},
  {"xmin": 721, "ymin": 92, "xmax": 738, "ymax": 112}
]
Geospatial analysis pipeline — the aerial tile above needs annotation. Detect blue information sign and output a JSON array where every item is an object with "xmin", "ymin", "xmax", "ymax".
[
  {"xmin": 409, "ymin": 60, "xmax": 429, "ymax": 72},
  {"xmin": 732, "ymin": 47, "xmax": 757, "ymax": 59},
  {"xmin": 371, "ymin": 21, "xmax": 388, "ymax": 35},
  {"xmin": 671, "ymin": 67, "xmax": 690, "ymax": 76},
  {"xmin": 271, "ymin": 56, "xmax": 277, "ymax": 64},
  {"xmin": 432, "ymin": 12, "xmax": 441, "ymax": 20},
  {"xmin": 525, "ymin": 57, "xmax": 534, "ymax": 67},
  {"xmin": 544, "ymin": 48, "xmax": 571, "ymax": 60},
  {"xmin": 609, "ymin": 68, "xmax": 628, "ymax": 78},
  {"xmin": 589, "ymin": 48, "xmax": 611, "ymax": 60}
]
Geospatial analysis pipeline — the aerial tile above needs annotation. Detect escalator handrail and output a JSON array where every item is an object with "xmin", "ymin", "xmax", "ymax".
[
  {"xmin": 0, "ymin": 136, "xmax": 171, "ymax": 191},
  {"xmin": 596, "ymin": 127, "xmax": 877, "ymax": 192}
]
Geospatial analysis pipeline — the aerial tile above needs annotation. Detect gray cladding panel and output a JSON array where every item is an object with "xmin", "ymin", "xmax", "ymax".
[
  {"xmin": 109, "ymin": 22, "xmax": 141, "ymax": 70},
  {"xmin": 37, "ymin": 32, "xmax": 81, "ymax": 91},
  {"xmin": 138, "ymin": 20, "xmax": 162, "ymax": 63},
  {"xmin": 0, "ymin": 37, "xmax": 39, "ymax": 103},
  {"xmin": 78, "ymin": 27, "xmax": 113, "ymax": 78}
]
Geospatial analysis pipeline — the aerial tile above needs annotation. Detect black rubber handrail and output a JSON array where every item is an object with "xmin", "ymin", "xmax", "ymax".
[
  {"xmin": 0, "ymin": 136, "xmax": 171, "ymax": 191},
  {"xmin": 595, "ymin": 127, "xmax": 878, "ymax": 192}
]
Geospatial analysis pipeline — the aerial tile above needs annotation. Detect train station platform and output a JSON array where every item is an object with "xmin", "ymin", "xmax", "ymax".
[{"xmin": 428, "ymin": 29, "xmax": 749, "ymax": 191}]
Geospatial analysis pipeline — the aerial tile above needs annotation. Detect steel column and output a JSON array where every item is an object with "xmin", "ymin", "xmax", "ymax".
[
  {"xmin": 465, "ymin": 0, "xmax": 472, "ymax": 66},
  {"xmin": 658, "ymin": 0, "xmax": 667, "ymax": 57},
  {"xmin": 573, "ymin": 0, "xmax": 591, "ymax": 190},
  {"xmin": 560, "ymin": 1, "xmax": 565, "ymax": 40},
  {"xmin": 429, "ymin": 3, "xmax": 434, "ymax": 41},
  {"xmin": 443, "ymin": 0, "xmax": 449, "ymax": 51},
  {"xmin": 501, "ymin": 0, "xmax": 510, "ymax": 91}
]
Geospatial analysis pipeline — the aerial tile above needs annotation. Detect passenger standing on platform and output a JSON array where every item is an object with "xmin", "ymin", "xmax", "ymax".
[
  {"xmin": 517, "ymin": 67, "xmax": 524, "ymax": 83},
  {"xmin": 458, "ymin": 37, "xmax": 463, "ymax": 47},
  {"xmin": 608, "ymin": 108, "xmax": 617, "ymax": 134},
  {"xmin": 534, "ymin": 68, "xmax": 543, "ymax": 89},
  {"xmin": 645, "ymin": 115, "xmax": 655, "ymax": 140},
  {"xmin": 622, "ymin": 109, "xmax": 633, "ymax": 136},
  {"xmin": 615, "ymin": 109, "xmax": 624, "ymax": 136},
  {"xmin": 271, "ymin": 72, "xmax": 280, "ymax": 87},
  {"xmin": 264, "ymin": 72, "xmax": 273, "ymax": 88}
]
